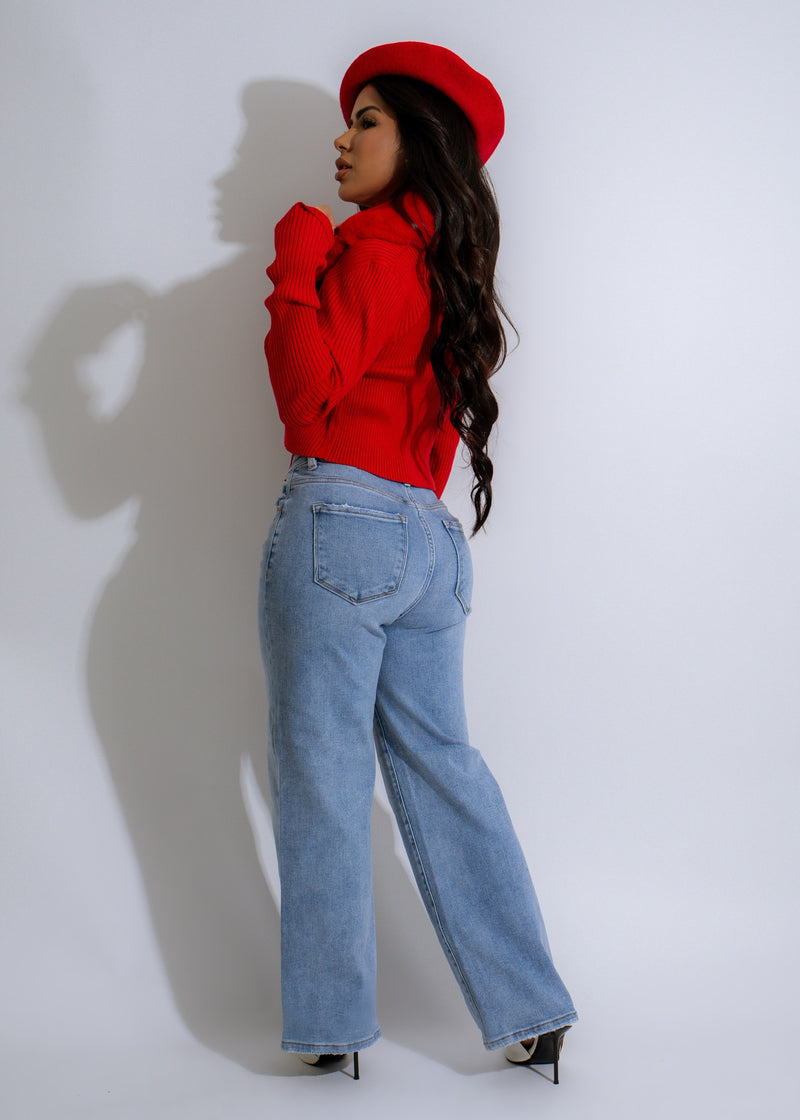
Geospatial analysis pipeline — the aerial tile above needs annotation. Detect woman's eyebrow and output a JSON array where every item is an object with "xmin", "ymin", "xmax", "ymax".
[{"xmin": 354, "ymin": 105, "xmax": 383, "ymax": 120}]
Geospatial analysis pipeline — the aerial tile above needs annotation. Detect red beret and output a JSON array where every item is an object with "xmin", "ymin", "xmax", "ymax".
[{"xmin": 339, "ymin": 41, "xmax": 504, "ymax": 165}]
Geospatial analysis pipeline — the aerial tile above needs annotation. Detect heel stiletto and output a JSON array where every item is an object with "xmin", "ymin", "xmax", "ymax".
[{"xmin": 505, "ymin": 1025, "xmax": 571, "ymax": 1084}]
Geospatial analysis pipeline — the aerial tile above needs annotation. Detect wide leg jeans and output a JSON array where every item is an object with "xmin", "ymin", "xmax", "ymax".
[{"xmin": 258, "ymin": 457, "xmax": 577, "ymax": 1054}]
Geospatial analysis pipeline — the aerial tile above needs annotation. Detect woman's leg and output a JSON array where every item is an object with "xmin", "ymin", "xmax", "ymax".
[
  {"xmin": 373, "ymin": 509, "xmax": 577, "ymax": 1050},
  {"xmin": 258, "ymin": 464, "xmax": 393, "ymax": 1053}
]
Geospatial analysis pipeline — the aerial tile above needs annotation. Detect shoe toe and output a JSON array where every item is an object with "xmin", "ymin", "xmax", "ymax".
[
  {"xmin": 299, "ymin": 1052, "xmax": 348, "ymax": 1068},
  {"xmin": 504, "ymin": 1038, "xmax": 538, "ymax": 1063}
]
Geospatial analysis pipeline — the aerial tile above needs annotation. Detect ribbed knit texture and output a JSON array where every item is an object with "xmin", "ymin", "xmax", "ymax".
[{"xmin": 264, "ymin": 196, "xmax": 460, "ymax": 497}]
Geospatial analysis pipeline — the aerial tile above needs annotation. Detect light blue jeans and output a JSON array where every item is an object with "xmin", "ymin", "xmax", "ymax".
[{"xmin": 258, "ymin": 457, "xmax": 577, "ymax": 1054}]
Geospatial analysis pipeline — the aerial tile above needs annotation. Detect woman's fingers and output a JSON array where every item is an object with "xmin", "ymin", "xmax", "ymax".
[{"xmin": 311, "ymin": 205, "xmax": 335, "ymax": 226}]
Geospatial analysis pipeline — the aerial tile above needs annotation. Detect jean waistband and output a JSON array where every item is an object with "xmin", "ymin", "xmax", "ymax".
[{"xmin": 287, "ymin": 456, "xmax": 445, "ymax": 509}]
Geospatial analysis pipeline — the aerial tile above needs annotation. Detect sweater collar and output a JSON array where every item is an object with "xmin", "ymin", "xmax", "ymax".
[{"xmin": 334, "ymin": 192, "xmax": 434, "ymax": 249}]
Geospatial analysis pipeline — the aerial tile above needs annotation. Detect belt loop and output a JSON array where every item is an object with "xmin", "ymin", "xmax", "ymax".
[{"xmin": 306, "ymin": 456, "xmax": 318, "ymax": 470}]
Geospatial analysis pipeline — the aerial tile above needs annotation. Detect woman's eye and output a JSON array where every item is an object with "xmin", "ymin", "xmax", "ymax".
[{"xmin": 360, "ymin": 117, "xmax": 376, "ymax": 129}]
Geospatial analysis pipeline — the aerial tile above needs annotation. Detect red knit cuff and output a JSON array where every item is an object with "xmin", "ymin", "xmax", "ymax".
[{"xmin": 268, "ymin": 202, "xmax": 334, "ymax": 283}]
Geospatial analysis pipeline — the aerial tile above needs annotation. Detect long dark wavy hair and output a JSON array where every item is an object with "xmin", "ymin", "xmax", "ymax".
[{"xmin": 370, "ymin": 75, "xmax": 513, "ymax": 533}]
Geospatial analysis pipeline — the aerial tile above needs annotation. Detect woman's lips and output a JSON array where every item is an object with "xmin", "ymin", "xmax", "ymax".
[{"xmin": 335, "ymin": 160, "xmax": 351, "ymax": 181}]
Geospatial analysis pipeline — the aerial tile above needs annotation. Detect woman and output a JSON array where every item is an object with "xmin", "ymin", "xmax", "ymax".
[{"xmin": 259, "ymin": 41, "xmax": 577, "ymax": 1080}]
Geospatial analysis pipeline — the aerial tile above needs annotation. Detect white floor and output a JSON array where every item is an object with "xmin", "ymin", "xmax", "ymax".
[
  {"xmin": 5, "ymin": 877, "xmax": 797, "ymax": 1120},
  {"xmin": 6, "ymin": 1012, "xmax": 797, "ymax": 1120}
]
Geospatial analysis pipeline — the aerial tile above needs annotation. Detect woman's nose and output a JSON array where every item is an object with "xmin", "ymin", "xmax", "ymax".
[{"xmin": 334, "ymin": 128, "xmax": 351, "ymax": 151}]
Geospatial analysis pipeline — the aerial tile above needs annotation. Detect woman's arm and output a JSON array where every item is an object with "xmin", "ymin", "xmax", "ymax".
[{"xmin": 265, "ymin": 203, "xmax": 423, "ymax": 427}]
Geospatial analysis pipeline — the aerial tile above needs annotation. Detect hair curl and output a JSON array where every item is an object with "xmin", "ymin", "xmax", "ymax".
[{"xmin": 370, "ymin": 75, "xmax": 513, "ymax": 533}]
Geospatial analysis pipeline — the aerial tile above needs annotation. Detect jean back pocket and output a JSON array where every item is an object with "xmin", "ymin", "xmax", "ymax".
[
  {"xmin": 312, "ymin": 503, "xmax": 408, "ymax": 603},
  {"xmin": 443, "ymin": 519, "xmax": 473, "ymax": 615}
]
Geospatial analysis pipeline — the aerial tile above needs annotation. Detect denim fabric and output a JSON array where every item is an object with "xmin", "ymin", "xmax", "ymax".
[{"xmin": 258, "ymin": 457, "xmax": 577, "ymax": 1054}]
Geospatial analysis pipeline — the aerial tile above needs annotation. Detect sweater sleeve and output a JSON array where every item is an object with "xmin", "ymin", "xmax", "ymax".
[{"xmin": 265, "ymin": 203, "xmax": 422, "ymax": 427}]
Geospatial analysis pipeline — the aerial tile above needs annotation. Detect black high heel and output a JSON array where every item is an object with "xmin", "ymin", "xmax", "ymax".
[
  {"xmin": 505, "ymin": 1025, "xmax": 571, "ymax": 1084},
  {"xmin": 534, "ymin": 1027, "xmax": 570, "ymax": 1084}
]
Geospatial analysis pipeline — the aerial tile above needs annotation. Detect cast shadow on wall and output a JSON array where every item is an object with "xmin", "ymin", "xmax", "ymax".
[{"xmin": 22, "ymin": 80, "xmax": 479, "ymax": 1074}]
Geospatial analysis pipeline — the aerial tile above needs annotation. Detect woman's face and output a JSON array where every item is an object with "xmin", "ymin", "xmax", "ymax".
[{"xmin": 334, "ymin": 85, "xmax": 404, "ymax": 207}]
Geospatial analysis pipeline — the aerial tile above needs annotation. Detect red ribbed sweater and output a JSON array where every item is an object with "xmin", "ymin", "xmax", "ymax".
[{"xmin": 264, "ymin": 195, "xmax": 459, "ymax": 497}]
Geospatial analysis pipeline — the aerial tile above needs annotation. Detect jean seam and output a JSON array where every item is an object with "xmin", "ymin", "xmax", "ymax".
[
  {"xmin": 373, "ymin": 709, "xmax": 488, "ymax": 1038},
  {"xmin": 395, "ymin": 502, "xmax": 436, "ymax": 621},
  {"xmin": 262, "ymin": 497, "xmax": 287, "ymax": 584},
  {"xmin": 289, "ymin": 474, "xmax": 445, "ymax": 509},
  {"xmin": 281, "ymin": 1026, "xmax": 382, "ymax": 1054},
  {"xmin": 484, "ymin": 1012, "xmax": 579, "ymax": 1051}
]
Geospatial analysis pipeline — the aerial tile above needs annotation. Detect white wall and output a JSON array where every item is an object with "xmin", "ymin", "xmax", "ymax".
[{"xmin": 3, "ymin": 2, "xmax": 799, "ymax": 1117}]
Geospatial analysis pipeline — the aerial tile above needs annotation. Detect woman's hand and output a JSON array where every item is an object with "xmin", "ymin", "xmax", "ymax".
[{"xmin": 311, "ymin": 205, "xmax": 335, "ymax": 227}]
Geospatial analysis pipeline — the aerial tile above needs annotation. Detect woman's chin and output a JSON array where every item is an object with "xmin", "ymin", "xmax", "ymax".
[
  {"xmin": 337, "ymin": 183, "xmax": 359, "ymax": 205},
  {"xmin": 338, "ymin": 181, "xmax": 383, "ymax": 208}
]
